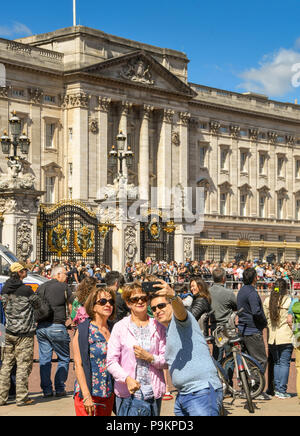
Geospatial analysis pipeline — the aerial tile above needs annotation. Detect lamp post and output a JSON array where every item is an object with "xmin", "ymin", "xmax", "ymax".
[
  {"xmin": 108, "ymin": 131, "xmax": 133, "ymax": 177},
  {"xmin": 0, "ymin": 111, "xmax": 30, "ymax": 172}
]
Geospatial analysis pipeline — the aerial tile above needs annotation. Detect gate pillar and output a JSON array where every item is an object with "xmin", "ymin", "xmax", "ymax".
[
  {"xmin": 96, "ymin": 177, "xmax": 140, "ymax": 273},
  {"xmin": 0, "ymin": 188, "xmax": 43, "ymax": 262}
]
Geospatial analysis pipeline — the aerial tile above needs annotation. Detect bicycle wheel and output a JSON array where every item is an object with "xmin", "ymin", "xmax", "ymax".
[
  {"xmin": 240, "ymin": 370, "xmax": 254, "ymax": 413},
  {"xmin": 222, "ymin": 354, "xmax": 265, "ymax": 399}
]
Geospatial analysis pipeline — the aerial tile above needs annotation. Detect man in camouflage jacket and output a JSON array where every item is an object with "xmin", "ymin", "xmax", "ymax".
[{"xmin": 0, "ymin": 262, "xmax": 42, "ymax": 406}]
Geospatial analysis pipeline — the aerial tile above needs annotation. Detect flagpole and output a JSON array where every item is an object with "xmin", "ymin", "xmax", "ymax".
[{"xmin": 73, "ymin": 0, "xmax": 76, "ymax": 26}]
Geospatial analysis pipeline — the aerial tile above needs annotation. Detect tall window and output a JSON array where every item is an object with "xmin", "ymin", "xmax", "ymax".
[
  {"xmin": 199, "ymin": 146, "xmax": 206, "ymax": 168},
  {"xmin": 240, "ymin": 194, "xmax": 246, "ymax": 217},
  {"xmin": 45, "ymin": 176, "xmax": 55, "ymax": 203},
  {"xmin": 240, "ymin": 151, "xmax": 247, "ymax": 172},
  {"xmin": 296, "ymin": 199, "xmax": 300, "ymax": 220},
  {"xmin": 220, "ymin": 149, "xmax": 228, "ymax": 170},
  {"xmin": 220, "ymin": 193, "xmax": 227, "ymax": 215},
  {"xmin": 296, "ymin": 160, "xmax": 300, "ymax": 178},
  {"xmin": 259, "ymin": 195, "xmax": 265, "ymax": 218},
  {"xmin": 277, "ymin": 197, "xmax": 283, "ymax": 219},
  {"xmin": 45, "ymin": 123, "xmax": 56, "ymax": 148},
  {"xmin": 277, "ymin": 156, "xmax": 284, "ymax": 177},
  {"xmin": 259, "ymin": 154, "xmax": 266, "ymax": 175}
]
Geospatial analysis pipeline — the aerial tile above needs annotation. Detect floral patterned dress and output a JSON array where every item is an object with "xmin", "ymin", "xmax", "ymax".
[{"xmin": 74, "ymin": 323, "xmax": 113, "ymax": 398}]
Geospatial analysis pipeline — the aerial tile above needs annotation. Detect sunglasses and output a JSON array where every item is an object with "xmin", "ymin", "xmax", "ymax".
[
  {"xmin": 128, "ymin": 295, "xmax": 149, "ymax": 304},
  {"xmin": 150, "ymin": 302, "xmax": 170, "ymax": 313},
  {"xmin": 151, "ymin": 303, "xmax": 171, "ymax": 313},
  {"xmin": 94, "ymin": 298, "xmax": 114, "ymax": 307}
]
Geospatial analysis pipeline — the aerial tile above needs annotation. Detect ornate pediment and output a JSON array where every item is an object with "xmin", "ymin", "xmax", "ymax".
[{"xmin": 80, "ymin": 50, "xmax": 196, "ymax": 98}]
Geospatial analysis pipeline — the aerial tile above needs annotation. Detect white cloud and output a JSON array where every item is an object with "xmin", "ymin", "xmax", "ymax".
[
  {"xmin": 238, "ymin": 47, "xmax": 300, "ymax": 97},
  {"xmin": 0, "ymin": 21, "xmax": 32, "ymax": 38}
]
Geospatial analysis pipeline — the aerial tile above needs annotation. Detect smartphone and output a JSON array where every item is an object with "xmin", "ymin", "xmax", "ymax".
[{"xmin": 142, "ymin": 281, "xmax": 162, "ymax": 294}]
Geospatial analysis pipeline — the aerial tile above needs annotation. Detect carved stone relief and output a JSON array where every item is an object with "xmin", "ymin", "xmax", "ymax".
[
  {"xmin": 16, "ymin": 219, "xmax": 33, "ymax": 261},
  {"xmin": 184, "ymin": 237, "xmax": 192, "ymax": 260},
  {"xmin": 124, "ymin": 225, "xmax": 137, "ymax": 263},
  {"xmin": 120, "ymin": 59, "xmax": 155, "ymax": 85}
]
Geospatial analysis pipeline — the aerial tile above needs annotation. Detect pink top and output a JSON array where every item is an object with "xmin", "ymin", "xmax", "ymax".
[{"xmin": 106, "ymin": 315, "xmax": 167, "ymax": 399}]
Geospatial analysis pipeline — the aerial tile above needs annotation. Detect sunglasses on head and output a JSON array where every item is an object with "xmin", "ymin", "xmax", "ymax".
[
  {"xmin": 150, "ymin": 302, "xmax": 169, "ymax": 313},
  {"xmin": 94, "ymin": 298, "xmax": 114, "ymax": 307},
  {"xmin": 128, "ymin": 295, "xmax": 149, "ymax": 304}
]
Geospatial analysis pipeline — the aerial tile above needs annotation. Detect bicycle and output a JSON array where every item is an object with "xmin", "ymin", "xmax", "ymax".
[{"xmin": 199, "ymin": 309, "xmax": 265, "ymax": 414}]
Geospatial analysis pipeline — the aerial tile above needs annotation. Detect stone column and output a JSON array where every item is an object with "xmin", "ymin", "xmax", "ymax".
[
  {"xmin": 97, "ymin": 97, "xmax": 111, "ymax": 197},
  {"xmin": 139, "ymin": 105, "xmax": 153, "ymax": 202},
  {"xmin": 157, "ymin": 109, "xmax": 174, "ymax": 208},
  {"xmin": 209, "ymin": 122, "xmax": 220, "ymax": 214},
  {"xmin": 178, "ymin": 112, "xmax": 190, "ymax": 188},
  {"xmin": 230, "ymin": 125, "xmax": 240, "ymax": 217},
  {"xmin": 66, "ymin": 92, "xmax": 90, "ymax": 201},
  {"xmin": 118, "ymin": 101, "xmax": 132, "ymax": 179},
  {"xmin": 249, "ymin": 129, "xmax": 259, "ymax": 217}
]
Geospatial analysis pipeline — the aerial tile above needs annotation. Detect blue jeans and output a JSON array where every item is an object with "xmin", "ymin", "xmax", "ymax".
[
  {"xmin": 174, "ymin": 384, "xmax": 223, "ymax": 416},
  {"xmin": 115, "ymin": 395, "xmax": 162, "ymax": 416},
  {"xmin": 36, "ymin": 323, "xmax": 70, "ymax": 395},
  {"xmin": 269, "ymin": 344, "xmax": 293, "ymax": 394}
]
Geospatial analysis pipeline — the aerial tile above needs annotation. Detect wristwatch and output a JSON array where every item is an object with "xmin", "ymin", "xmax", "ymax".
[{"xmin": 169, "ymin": 295, "xmax": 178, "ymax": 303}]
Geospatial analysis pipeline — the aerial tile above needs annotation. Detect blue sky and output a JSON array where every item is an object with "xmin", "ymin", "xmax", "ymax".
[{"xmin": 2, "ymin": 0, "xmax": 300, "ymax": 102}]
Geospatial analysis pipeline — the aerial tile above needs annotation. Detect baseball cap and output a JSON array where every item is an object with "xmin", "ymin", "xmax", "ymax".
[{"xmin": 10, "ymin": 262, "xmax": 27, "ymax": 273}]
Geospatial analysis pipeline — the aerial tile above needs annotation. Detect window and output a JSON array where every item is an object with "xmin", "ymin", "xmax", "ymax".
[
  {"xmin": 296, "ymin": 160, "xmax": 300, "ymax": 178},
  {"xmin": 69, "ymin": 128, "xmax": 73, "ymax": 142},
  {"xmin": 45, "ymin": 176, "xmax": 55, "ymax": 203},
  {"xmin": 12, "ymin": 89, "xmax": 25, "ymax": 98},
  {"xmin": 220, "ymin": 193, "xmax": 227, "ymax": 215},
  {"xmin": 277, "ymin": 156, "xmax": 284, "ymax": 177},
  {"xmin": 277, "ymin": 197, "xmax": 283, "ymax": 219},
  {"xmin": 44, "ymin": 95, "xmax": 56, "ymax": 103},
  {"xmin": 240, "ymin": 151, "xmax": 247, "ymax": 172},
  {"xmin": 259, "ymin": 195, "xmax": 265, "ymax": 218},
  {"xmin": 45, "ymin": 123, "xmax": 56, "ymax": 148},
  {"xmin": 259, "ymin": 154, "xmax": 266, "ymax": 175},
  {"xmin": 199, "ymin": 146, "xmax": 207, "ymax": 167},
  {"xmin": 277, "ymin": 249, "xmax": 284, "ymax": 263},
  {"xmin": 220, "ymin": 149, "xmax": 228, "ymax": 170},
  {"xmin": 296, "ymin": 199, "xmax": 300, "ymax": 220},
  {"xmin": 68, "ymin": 187, "xmax": 73, "ymax": 199},
  {"xmin": 240, "ymin": 194, "xmax": 246, "ymax": 216}
]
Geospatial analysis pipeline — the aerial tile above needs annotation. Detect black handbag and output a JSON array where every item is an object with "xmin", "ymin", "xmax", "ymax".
[{"xmin": 118, "ymin": 391, "xmax": 152, "ymax": 416}]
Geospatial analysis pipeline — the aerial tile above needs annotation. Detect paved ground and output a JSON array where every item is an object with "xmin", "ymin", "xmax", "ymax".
[
  {"xmin": 0, "ymin": 390, "xmax": 299, "ymax": 416},
  {"xmin": 0, "ymin": 290, "xmax": 299, "ymax": 416}
]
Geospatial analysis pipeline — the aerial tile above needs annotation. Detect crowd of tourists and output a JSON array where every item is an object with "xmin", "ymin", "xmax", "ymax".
[
  {"xmin": 0, "ymin": 257, "xmax": 300, "ymax": 416},
  {"xmin": 25, "ymin": 257, "xmax": 300, "ymax": 289}
]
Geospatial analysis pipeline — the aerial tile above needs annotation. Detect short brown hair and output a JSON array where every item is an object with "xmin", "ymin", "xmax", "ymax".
[
  {"xmin": 122, "ymin": 281, "xmax": 144, "ymax": 302},
  {"xmin": 84, "ymin": 286, "xmax": 116, "ymax": 321}
]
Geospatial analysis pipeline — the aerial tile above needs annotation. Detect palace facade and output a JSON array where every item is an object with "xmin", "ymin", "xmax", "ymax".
[{"xmin": 0, "ymin": 25, "xmax": 300, "ymax": 263}]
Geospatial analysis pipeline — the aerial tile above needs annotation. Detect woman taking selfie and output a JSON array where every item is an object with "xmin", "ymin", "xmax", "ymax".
[
  {"xmin": 106, "ymin": 281, "xmax": 167, "ymax": 416},
  {"xmin": 73, "ymin": 286, "xmax": 115, "ymax": 416}
]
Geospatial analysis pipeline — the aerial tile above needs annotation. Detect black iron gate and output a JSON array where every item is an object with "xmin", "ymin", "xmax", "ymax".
[
  {"xmin": 140, "ymin": 214, "xmax": 174, "ymax": 262},
  {"xmin": 38, "ymin": 201, "xmax": 112, "ymax": 265}
]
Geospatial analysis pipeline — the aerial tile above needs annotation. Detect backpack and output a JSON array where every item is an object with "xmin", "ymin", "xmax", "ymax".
[
  {"xmin": 34, "ymin": 286, "xmax": 54, "ymax": 323},
  {"xmin": 291, "ymin": 301, "xmax": 300, "ymax": 347}
]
